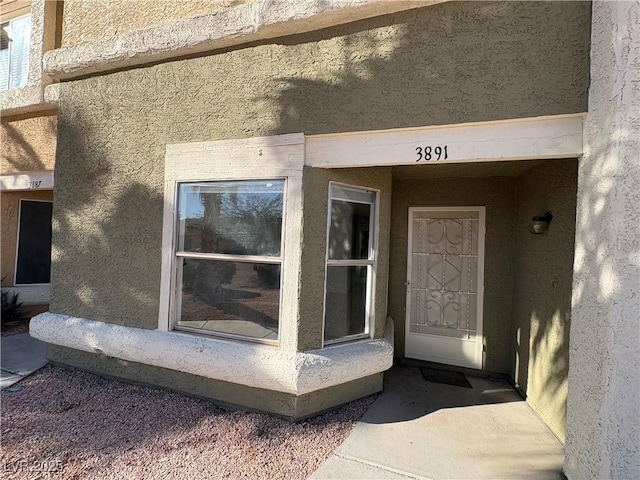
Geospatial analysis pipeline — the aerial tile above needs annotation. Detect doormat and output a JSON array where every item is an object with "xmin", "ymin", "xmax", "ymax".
[{"xmin": 420, "ymin": 367, "xmax": 473, "ymax": 388}]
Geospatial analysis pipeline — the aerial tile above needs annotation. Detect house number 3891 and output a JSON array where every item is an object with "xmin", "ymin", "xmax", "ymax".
[{"xmin": 416, "ymin": 145, "xmax": 448, "ymax": 162}]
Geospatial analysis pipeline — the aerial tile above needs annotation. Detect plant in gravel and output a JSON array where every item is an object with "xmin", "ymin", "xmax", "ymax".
[{"xmin": 1, "ymin": 289, "xmax": 25, "ymax": 324}]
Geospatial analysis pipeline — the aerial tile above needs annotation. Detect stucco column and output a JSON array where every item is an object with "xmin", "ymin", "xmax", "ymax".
[{"xmin": 564, "ymin": 2, "xmax": 640, "ymax": 479}]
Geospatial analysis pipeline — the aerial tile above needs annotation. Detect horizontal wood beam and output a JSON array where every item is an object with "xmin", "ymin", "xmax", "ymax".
[
  {"xmin": 305, "ymin": 114, "xmax": 585, "ymax": 168},
  {"xmin": 0, "ymin": 170, "xmax": 53, "ymax": 191}
]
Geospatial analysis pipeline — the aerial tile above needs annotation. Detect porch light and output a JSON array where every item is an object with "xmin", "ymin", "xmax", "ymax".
[{"xmin": 529, "ymin": 212, "xmax": 553, "ymax": 234}]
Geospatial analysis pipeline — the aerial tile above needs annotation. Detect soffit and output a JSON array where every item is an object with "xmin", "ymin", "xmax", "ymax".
[{"xmin": 392, "ymin": 160, "xmax": 544, "ymax": 180}]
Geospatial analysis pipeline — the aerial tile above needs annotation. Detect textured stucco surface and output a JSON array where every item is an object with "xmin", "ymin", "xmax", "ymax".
[
  {"xmin": 47, "ymin": 0, "xmax": 445, "ymax": 80},
  {"xmin": 298, "ymin": 167, "xmax": 392, "ymax": 351},
  {"xmin": 388, "ymin": 173, "xmax": 517, "ymax": 373},
  {"xmin": 1, "ymin": 111, "xmax": 57, "ymax": 173},
  {"xmin": 0, "ymin": 190, "xmax": 53, "ymax": 287},
  {"xmin": 565, "ymin": 2, "xmax": 640, "ymax": 479},
  {"xmin": 30, "ymin": 312, "xmax": 393, "ymax": 395},
  {"xmin": 61, "ymin": 0, "xmax": 251, "ymax": 47},
  {"xmin": 511, "ymin": 160, "xmax": 577, "ymax": 442},
  {"xmin": 46, "ymin": 344, "xmax": 382, "ymax": 420},
  {"xmin": 51, "ymin": 1, "xmax": 591, "ymax": 330}
]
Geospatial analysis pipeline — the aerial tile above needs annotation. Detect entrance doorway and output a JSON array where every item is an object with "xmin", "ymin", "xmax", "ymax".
[
  {"xmin": 405, "ymin": 207, "xmax": 485, "ymax": 369},
  {"xmin": 15, "ymin": 199, "xmax": 53, "ymax": 285}
]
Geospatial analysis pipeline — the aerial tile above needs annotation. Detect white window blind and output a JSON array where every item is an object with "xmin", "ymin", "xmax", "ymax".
[{"xmin": 0, "ymin": 15, "xmax": 31, "ymax": 91}]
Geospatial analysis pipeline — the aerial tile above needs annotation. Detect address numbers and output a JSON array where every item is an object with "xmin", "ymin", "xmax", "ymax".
[{"xmin": 416, "ymin": 145, "xmax": 448, "ymax": 162}]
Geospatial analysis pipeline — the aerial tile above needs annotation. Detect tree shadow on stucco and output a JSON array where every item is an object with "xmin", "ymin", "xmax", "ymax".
[
  {"xmin": 1, "ymin": 111, "xmax": 57, "ymax": 171},
  {"xmin": 49, "ymin": 118, "xmax": 163, "ymax": 329},
  {"xmin": 264, "ymin": 1, "xmax": 590, "ymax": 136},
  {"xmin": 261, "ymin": 0, "xmax": 592, "ymax": 434}
]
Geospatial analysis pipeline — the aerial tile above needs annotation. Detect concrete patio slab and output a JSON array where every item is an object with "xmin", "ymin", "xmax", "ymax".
[
  {"xmin": 311, "ymin": 365, "xmax": 564, "ymax": 480},
  {"xmin": 312, "ymin": 455, "xmax": 416, "ymax": 479},
  {"xmin": 1, "ymin": 333, "xmax": 48, "ymax": 389}
]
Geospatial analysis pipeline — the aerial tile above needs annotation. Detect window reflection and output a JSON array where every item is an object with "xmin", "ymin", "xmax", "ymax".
[
  {"xmin": 177, "ymin": 181, "xmax": 283, "ymax": 257},
  {"xmin": 177, "ymin": 259, "xmax": 280, "ymax": 340}
]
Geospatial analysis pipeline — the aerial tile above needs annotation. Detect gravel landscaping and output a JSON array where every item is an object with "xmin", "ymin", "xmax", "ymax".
[{"xmin": 1, "ymin": 365, "xmax": 375, "ymax": 479}]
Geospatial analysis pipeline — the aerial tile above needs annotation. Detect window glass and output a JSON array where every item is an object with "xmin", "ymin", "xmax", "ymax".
[
  {"xmin": 177, "ymin": 181, "xmax": 283, "ymax": 257},
  {"xmin": 176, "ymin": 259, "xmax": 279, "ymax": 340},
  {"xmin": 324, "ymin": 266, "xmax": 368, "ymax": 341},
  {"xmin": 324, "ymin": 184, "xmax": 376, "ymax": 343},
  {"xmin": 328, "ymin": 200, "xmax": 371, "ymax": 260},
  {"xmin": 0, "ymin": 16, "xmax": 31, "ymax": 91},
  {"xmin": 174, "ymin": 179, "xmax": 284, "ymax": 343}
]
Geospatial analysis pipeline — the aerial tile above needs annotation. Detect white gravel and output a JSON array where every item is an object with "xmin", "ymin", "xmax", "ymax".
[{"xmin": 0, "ymin": 365, "xmax": 375, "ymax": 479}]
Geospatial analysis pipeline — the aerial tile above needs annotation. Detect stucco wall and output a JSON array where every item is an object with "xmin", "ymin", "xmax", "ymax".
[
  {"xmin": 51, "ymin": 2, "xmax": 591, "ymax": 333},
  {"xmin": 47, "ymin": 344, "xmax": 382, "ymax": 420},
  {"xmin": 298, "ymin": 167, "xmax": 392, "ymax": 351},
  {"xmin": 1, "ymin": 112, "xmax": 57, "ymax": 173},
  {"xmin": 565, "ymin": 1, "xmax": 640, "ymax": 478},
  {"xmin": 388, "ymin": 174, "xmax": 516, "ymax": 373},
  {"xmin": 511, "ymin": 159, "xmax": 578, "ymax": 442},
  {"xmin": 61, "ymin": 0, "xmax": 253, "ymax": 47},
  {"xmin": 1, "ymin": 190, "xmax": 53, "ymax": 287}
]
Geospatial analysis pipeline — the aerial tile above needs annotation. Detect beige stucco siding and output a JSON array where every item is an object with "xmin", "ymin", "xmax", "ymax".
[
  {"xmin": 1, "ymin": 112, "xmax": 57, "ymax": 174},
  {"xmin": 50, "ymin": 1, "xmax": 590, "ymax": 331},
  {"xmin": 61, "ymin": 0, "xmax": 253, "ymax": 47},
  {"xmin": 511, "ymin": 159, "xmax": 578, "ymax": 442},
  {"xmin": 388, "ymin": 174, "xmax": 517, "ymax": 373},
  {"xmin": 1, "ymin": 190, "xmax": 53, "ymax": 287}
]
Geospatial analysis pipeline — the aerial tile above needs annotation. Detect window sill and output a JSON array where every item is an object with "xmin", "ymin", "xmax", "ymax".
[
  {"xmin": 0, "ymin": 82, "xmax": 58, "ymax": 116},
  {"xmin": 173, "ymin": 325, "xmax": 279, "ymax": 347}
]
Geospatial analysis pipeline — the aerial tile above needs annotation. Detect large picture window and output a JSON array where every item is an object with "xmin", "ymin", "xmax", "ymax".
[
  {"xmin": 173, "ymin": 180, "xmax": 285, "ymax": 343},
  {"xmin": 324, "ymin": 184, "xmax": 377, "ymax": 344},
  {"xmin": 0, "ymin": 15, "xmax": 31, "ymax": 91}
]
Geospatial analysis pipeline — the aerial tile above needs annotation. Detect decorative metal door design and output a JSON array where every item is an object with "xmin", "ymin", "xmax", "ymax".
[{"xmin": 405, "ymin": 207, "xmax": 485, "ymax": 369}]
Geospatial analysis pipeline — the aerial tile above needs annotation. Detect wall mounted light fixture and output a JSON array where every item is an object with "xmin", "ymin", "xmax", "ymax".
[{"xmin": 529, "ymin": 212, "xmax": 553, "ymax": 234}]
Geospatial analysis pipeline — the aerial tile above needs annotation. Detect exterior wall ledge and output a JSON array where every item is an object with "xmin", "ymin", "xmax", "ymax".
[
  {"xmin": 30, "ymin": 312, "xmax": 394, "ymax": 395},
  {"xmin": 43, "ymin": 0, "xmax": 445, "ymax": 80},
  {"xmin": 0, "ymin": 85, "xmax": 58, "ymax": 116},
  {"xmin": 0, "ymin": 0, "xmax": 58, "ymax": 116}
]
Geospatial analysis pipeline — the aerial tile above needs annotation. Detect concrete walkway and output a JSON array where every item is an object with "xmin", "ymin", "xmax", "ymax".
[
  {"xmin": 311, "ymin": 365, "xmax": 564, "ymax": 480},
  {"xmin": 1, "ymin": 333, "xmax": 48, "ymax": 390}
]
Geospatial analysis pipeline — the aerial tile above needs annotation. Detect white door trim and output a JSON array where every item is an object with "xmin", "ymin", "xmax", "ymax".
[
  {"xmin": 305, "ymin": 113, "xmax": 584, "ymax": 168},
  {"xmin": 405, "ymin": 206, "xmax": 486, "ymax": 369}
]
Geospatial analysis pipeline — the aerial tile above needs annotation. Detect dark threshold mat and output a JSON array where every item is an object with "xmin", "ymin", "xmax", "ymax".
[{"xmin": 420, "ymin": 367, "xmax": 473, "ymax": 388}]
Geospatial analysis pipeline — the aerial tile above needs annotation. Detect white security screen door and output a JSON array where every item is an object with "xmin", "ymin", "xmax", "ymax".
[{"xmin": 405, "ymin": 207, "xmax": 485, "ymax": 369}]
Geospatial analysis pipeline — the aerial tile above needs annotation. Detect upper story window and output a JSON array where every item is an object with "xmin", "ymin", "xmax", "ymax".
[
  {"xmin": 173, "ymin": 180, "xmax": 285, "ymax": 343},
  {"xmin": 324, "ymin": 184, "xmax": 378, "ymax": 344},
  {"xmin": 0, "ymin": 14, "xmax": 31, "ymax": 90}
]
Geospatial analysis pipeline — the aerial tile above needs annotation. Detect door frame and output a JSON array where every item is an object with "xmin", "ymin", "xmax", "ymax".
[{"xmin": 405, "ymin": 206, "xmax": 486, "ymax": 369}]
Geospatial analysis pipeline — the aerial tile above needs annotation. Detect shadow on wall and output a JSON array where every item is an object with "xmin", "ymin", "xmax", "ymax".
[
  {"xmin": 565, "ymin": 107, "xmax": 640, "ymax": 467},
  {"xmin": 264, "ymin": 1, "xmax": 590, "ymax": 136},
  {"xmin": 49, "ymin": 113, "xmax": 164, "ymax": 328},
  {"xmin": 510, "ymin": 159, "xmax": 578, "ymax": 441},
  {"xmin": 260, "ymin": 1, "xmax": 589, "ymax": 440},
  {"xmin": 1, "ymin": 112, "xmax": 56, "ymax": 172}
]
